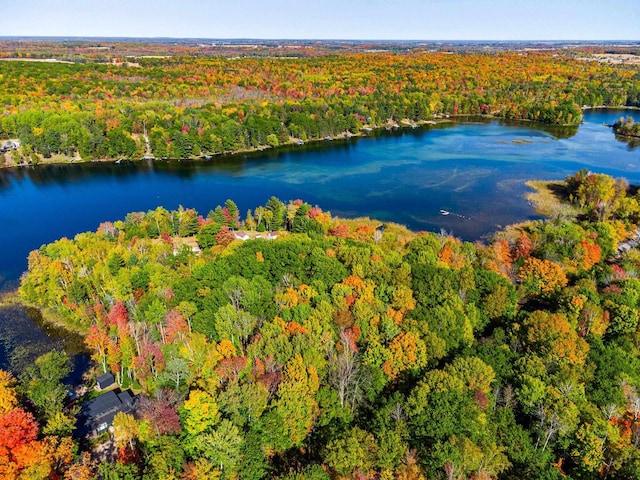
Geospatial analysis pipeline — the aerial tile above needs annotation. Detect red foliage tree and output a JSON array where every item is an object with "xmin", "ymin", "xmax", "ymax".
[
  {"xmin": 160, "ymin": 231, "xmax": 173, "ymax": 246},
  {"xmin": 0, "ymin": 408, "xmax": 38, "ymax": 458},
  {"xmin": 512, "ymin": 232, "xmax": 534, "ymax": 259},
  {"xmin": 137, "ymin": 392, "xmax": 181, "ymax": 436},
  {"xmin": 0, "ymin": 407, "xmax": 47, "ymax": 477},
  {"xmin": 165, "ymin": 309, "xmax": 189, "ymax": 343},
  {"xmin": 107, "ymin": 300, "xmax": 129, "ymax": 331},
  {"xmin": 134, "ymin": 344, "xmax": 166, "ymax": 380},
  {"xmin": 215, "ymin": 225, "xmax": 236, "ymax": 247},
  {"xmin": 215, "ymin": 356, "xmax": 248, "ymax": 384}
]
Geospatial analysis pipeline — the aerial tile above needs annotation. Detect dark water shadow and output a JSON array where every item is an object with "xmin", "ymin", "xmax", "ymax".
[{"xmin": 0, "ymin": 303, "xmax": 90, "ymax": 385}]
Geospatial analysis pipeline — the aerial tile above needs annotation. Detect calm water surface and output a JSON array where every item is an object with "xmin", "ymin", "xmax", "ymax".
[{"xmin": 0, "ymin": 108, "xmax": 638, "ymax": 371}]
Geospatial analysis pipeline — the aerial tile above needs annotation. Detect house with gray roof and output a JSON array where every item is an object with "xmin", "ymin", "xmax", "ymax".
[{"xmin": 75, "ymin": 389, "xmax": 136, "ymax": 437}]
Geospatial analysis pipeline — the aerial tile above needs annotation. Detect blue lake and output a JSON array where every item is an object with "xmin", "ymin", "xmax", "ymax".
[
  {"xmin": 1, "ymin": 109, "xmax": 638, "ymax": 291},
  {"xmin": 0, "ymin": 108, "xmax": 639, "ymax": 372}
]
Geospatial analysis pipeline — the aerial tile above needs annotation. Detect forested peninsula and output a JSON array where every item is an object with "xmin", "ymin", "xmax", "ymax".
[
  {"xmin": 3, "ymin": 169, "xmax": 640, "ymax": 479},
  {"xmin": 1, "ymin": 41, "xmax": 640, "ymax": 166}
]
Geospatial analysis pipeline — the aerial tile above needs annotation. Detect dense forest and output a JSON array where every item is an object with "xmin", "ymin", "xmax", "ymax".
[
  {"xmin": 1, "ymin": 45, "xmax": 639, "ymax": 165},
  {"xmin": 4, "ymin": 169, "xmax": 640, "ymax": 479}
]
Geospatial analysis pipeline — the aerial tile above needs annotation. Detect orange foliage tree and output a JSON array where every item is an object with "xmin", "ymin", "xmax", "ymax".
[
  {"xmin": 0, "ymin": 408, "xmax": 51, "ymax": 479},
  {"xmin": 382, "ymin": 332, "xmax": 429, "ymax": 380},
  {"xmin": 517, "ymin": 257, "xmax": 568, "ymax": 296},
  {"xmin": 0, "ymin": 370, "xmax": 18, "ymax": 414},
  {"xmin": 524, "ymin": 311, "xmax": 589, "ymax": 366},
  {"xmin": 577, "ymin": 241, "xmax": 601, "ymax": 272}
]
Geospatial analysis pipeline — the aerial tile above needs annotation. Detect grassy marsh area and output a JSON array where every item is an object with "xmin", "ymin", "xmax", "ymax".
[{"xmin": 525, "ymin": 179, "xmax": 580, "ymax": 219}]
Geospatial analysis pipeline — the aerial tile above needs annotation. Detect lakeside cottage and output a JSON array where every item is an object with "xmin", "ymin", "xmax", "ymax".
[
  {"xmin": 234, "ymin": 231, "xmax": 251, "ymax": 241},
  {"xmin": 173, "ymin": 238, "xmax": 202, "ymax": 255},
  {"xmin": 616, "ymin": 228, "xmax": 640, "ymax": 257}
]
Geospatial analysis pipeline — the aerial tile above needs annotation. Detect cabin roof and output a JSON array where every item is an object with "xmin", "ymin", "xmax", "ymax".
[
  {"xmin": 96, "ymin": 372, "xmax": 115, "ymax": 389},
  {"xmin": 75, "ymin": 389, "xmax": 136, "ymax": 437}
]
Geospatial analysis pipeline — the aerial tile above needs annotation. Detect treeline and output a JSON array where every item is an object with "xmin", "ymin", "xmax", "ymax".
[
  {"xmin": 11, "ymin": 170, "xmax": 640, "ymax": 478},
  {"xmin": 1, "ymin": 51, "xmax": 639, "ymax": 163}
]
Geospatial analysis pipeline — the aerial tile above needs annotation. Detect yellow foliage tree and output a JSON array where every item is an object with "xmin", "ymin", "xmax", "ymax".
[
  {"xmin": 382, "ymin": 332, "xmax": 429, "ymax": 380},
  {"xmin": 517, "ymin": 257, "xmax": 568, "ymax": 296},
  {"xmin": 0, "ymin": 370, "xmax": 18, "ymax": 414},
  {"xmin": 112, "ymin": 412, "xmax": 138, "ymax": 450},
  {"xmin": 274, "ymin": 354, "xmax": 320, "ymax": 446}
]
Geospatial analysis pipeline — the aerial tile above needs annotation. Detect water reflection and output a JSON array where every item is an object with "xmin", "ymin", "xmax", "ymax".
[
  {"xmin": 614, "ymin": 135, "xmax": 640, "ymax": 151},
  {"xmin": 496, "ymin": 119, "xmax": 579, "ymax": 139}
]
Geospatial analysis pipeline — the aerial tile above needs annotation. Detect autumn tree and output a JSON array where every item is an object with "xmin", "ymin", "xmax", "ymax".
[
  {"xmin": 517, "ymin": 257, "xmax": 567, "ymax": 296},
  {"xmin": 0, "ymin": 370, "xmax": 18, "ymax": 414},
  {"xmin": 270, "ymin": 354, "xmax": 320, "ymax": 449},
  {"xmin": 0, "ymin": 407, "xmax": 51, "ymax": 479},
  {"xmin": 136, "ymin": 394, "xmax": 178, "ymax": 436},
  {"xmin": 112, "ymin": 411, "xmax": 139, "ymax": 451},
  {"xmin": 569, "ymin": 171, "xmax": 618, "ymax": 220},
  {"xmin": 523, "ymin": 310, "xmax": 589, "ymax": 367},
  {"xmin": 63, "ymin": 452, "xmax": 98, "ymax": 480},
  {"xmin": 330, "ymin": 329, "xmax": 363, "ymax": 408}
]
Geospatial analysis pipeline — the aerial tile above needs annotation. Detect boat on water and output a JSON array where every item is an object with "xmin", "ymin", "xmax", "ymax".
[{"xmin": 440, "ymin": 209, "xmax": 450, "ymax": 216}]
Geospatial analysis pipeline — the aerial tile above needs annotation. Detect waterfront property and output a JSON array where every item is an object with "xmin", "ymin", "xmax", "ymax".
[
  {"xmin": 0, "ymin": 139, "xmax": 20, "ymax": 153},
  {"xmin": 173, "ymin": 237, "xmax": 202, "ymax": 255}
]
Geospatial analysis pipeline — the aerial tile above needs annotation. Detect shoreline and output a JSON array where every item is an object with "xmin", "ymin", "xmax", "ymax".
[
  {"xmin": 7, "ymin": 105, "xmax": 637, "ymax": 170},
  {"xmin": 1, "ymin": 118, "xmax": 455, "ymax": 170},
  {"xmin": 524, "ymin": 179, "xmax": 580, "ymax": 219},
  {"xmin": 0, "ymin": 293, "xmax": 90, "ymax": 379},
  {"xmin": 12, "ymin": 103, "xmax": 636, "ymax": 171},
  {"xmin": 582, "ymin": 105, "xmax": 640, "ymax": 112},
  {"xmin": 614, "ymin": 132, "xmax": 640, "ymax": 139},
  {"xmin": 1, "ymin": 291, "xmax": 88, "ymax": 337},
  {"xmin": 0, "ymin": 112, "xmax": 584, "ymax": 170}
]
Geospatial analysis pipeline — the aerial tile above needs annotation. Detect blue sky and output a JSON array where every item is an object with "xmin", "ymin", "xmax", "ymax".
[{"xmin": 3, "ymin": 0, "xmax": 639, "ymax": 40}]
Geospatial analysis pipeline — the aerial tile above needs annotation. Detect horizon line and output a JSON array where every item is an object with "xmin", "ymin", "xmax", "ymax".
[{"xmin": 1, "ymin": 36, "xmax": 639, "ymax": 43}]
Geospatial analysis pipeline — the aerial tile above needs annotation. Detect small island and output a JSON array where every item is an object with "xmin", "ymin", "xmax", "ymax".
[{"xmin": 612, "ymin": 116, "xmax": 640, "ymax": 138}]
